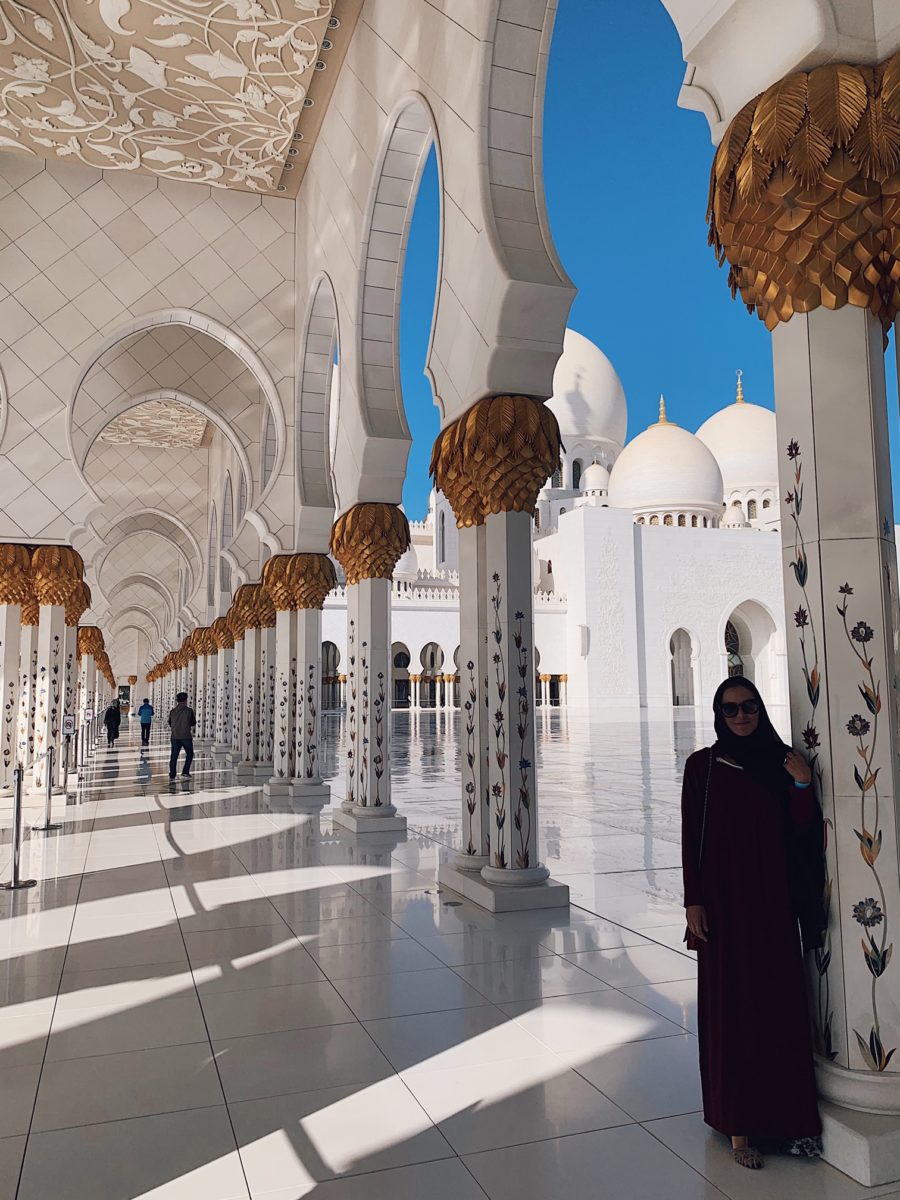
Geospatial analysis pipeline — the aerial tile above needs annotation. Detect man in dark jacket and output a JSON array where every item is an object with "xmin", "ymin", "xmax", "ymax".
[{"xmin": 168, "ymin": 692, "xmax": 196, "ymax": 780}]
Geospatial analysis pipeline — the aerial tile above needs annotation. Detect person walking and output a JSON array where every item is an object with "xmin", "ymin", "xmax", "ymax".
[
  {"xmin": 168, "ymin": 691, "xmax": 196, "ymax": 781},
  {"xmin": 681, "ymin": 676, "xmax": 825, "ymax": 1170},
  {"xmin": 103, "ymin": 700, "xmax": 121, "ymax": 748},
  {"xmin": 137, "ymin": 697, "xmax": 154, "ymax": 749}
]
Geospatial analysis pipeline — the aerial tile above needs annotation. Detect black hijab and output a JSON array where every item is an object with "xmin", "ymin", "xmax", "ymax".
[
  {"xmin": 713, "ymin": 675, "xmax": 827, "ymax": 951},
  {"xmin": 712, "ymin": 675, "xmax": 791, "ymax": 793}
]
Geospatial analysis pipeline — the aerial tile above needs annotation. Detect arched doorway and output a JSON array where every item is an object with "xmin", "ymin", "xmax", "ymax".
[
  {"xmin": 419, "ymin": 642, "xmax": 444, "ymax": 707},
  {"xmin": 669, "ymin": 628, "xmax": 695, "ymax": 706},
  {"xmin": 723, "ymin": 601, "xmax": 779, "ymax": 701},
  {"xmin": 392, "ymin": 642, "xmax": 411, "ymax": 707},
  {"xmin": 321, "ymin": 641, "xmax": 340, "ymax": 710}
]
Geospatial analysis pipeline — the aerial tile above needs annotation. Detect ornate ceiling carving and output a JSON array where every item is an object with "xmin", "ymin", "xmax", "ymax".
[
  {"xmin": 100, "ymin": 399, "xmax": 208, "ymax": 448},
  {"xmin": 0, "ymin": 0, "xmax": 351, "ymax": 195}
]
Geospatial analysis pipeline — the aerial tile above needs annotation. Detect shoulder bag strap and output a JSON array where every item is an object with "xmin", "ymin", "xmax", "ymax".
[{"xmin": 697, "ymin": 747, "xmax": 712, "ymax": 872}]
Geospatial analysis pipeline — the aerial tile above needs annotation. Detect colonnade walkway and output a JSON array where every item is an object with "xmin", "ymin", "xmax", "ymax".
[{"xmin": 0, "ymin": 715, "xmax": 889, "ymax": 1200}]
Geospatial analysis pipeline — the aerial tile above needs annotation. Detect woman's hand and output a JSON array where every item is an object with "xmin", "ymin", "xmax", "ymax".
[
  {"xmin": 686, "ymin": 904, "xmax": 708, "ymax": 942},
  {"xmin": 783, "ymin": 749, "xmax": 812, "ymax": 785}
]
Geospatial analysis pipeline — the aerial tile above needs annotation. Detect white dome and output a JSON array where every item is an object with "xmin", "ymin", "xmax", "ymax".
[
  {"xmin": 394, "ymin": 547, "xmax": 418, "ymax": 581},
  {"xmin": 608, "ymin": 399, "xmax": 724, "ymax": 515},
  {"xmin": 581, "ymin": 461, "xmax": 610, "ymax": 491},
  {"xmin": 547, "ymin": 328, "xmax": 627, "ymax": 448},
  {"xmin": 695, "ymin": 380, "xmax": 777, "ymax": 493},
  {"xmin": 722, "ymin": 502, "xmax": 749, "ymax": 528}
]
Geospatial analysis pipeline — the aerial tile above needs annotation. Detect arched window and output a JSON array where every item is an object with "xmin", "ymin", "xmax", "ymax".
[
  {"xmin": 677, "ymin": 514, "xmax": 686, "ymax": 527},
  {"xmin": 663, "ymin": 514, "xmax": 673, "ymax": 526},
  {"xmin": 559, "ymin": 507, "xmax": 566, "ymax": 516},
  {"xmin": 547, "ymin": 560, "xmax": 553, "ymax": 574},
  {"xmin": 762, "ymin": 498, "xmax": 770, "ymax": 510},
  {"xmin": 572, "ymin": 459, "xmax": 583, "ymax": 489},
  {"xmin": 702, "ymin": 516, "xmax": 709, "ymax": 528},
  {"xmin": 551, "ymin": 467, "xmax": 562, "ymax": 489},
  {"xmin": 534, "ymin": 509, "xmax": 540, "ymax": 530},
  {"xmin": 438, "ymin": 511, "xmax": 446, "ymax": 564},
  {"xmin": 649, "ymin": 515, "xmax": 659, "ymax": 526},
  {"xmin": 220, "ymin": 475, "xmax": 234, "ymax": 593},
  {"xmin": 393, "ymin": 650, "xmax": 410, "ymax": 669},
  {"xmin": 238, "ymin": 471, "xmax": 248, "ymax": 521},
  {"xmin": 747, "ymin": 499, "xmax": 758, "ymax": 519},
  {"xmin": 207, "ymin": 506, "xmax": 218, "ymax": 607},
  {"xmin": 261, "ymin": 407, "xmax": 276, "ymax": 489},
  {"xmin": 691, "ymin": 515, "xmax": 698, "ymax": 528},
  {"xmin": 725, "ymin": 620, "xmax": 744, "ymax": 676},
  {"xmin": 637, "ymin": 517, "xmax": 645, "ymax": 525}
]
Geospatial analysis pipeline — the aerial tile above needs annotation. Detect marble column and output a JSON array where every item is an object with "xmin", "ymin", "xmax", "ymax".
[
  {"xmin": 339, "ymin": 673, "xmax": 347, "ymax": 709},
  {"xmin": 330, "ymin": 503, "xmax": 409, "ymax": 832},
  {"xmin": 31, "ymin": 546, "xmax": 83, "ymax": 795},
  {"xmin": 432, "ymin": 394, "xmax": 567, "ymax": 910},
  {"xmin": 294, "ymin": 607, "xmax": 328, "ymax": 801},
  {"xmin": 60, "ymin": 583, "xmax": 88, "ymax": 788},
  {"xmin": 774, "ymin": 306, "xmax": 900, "ymax": 1118},
  {"xmin": 0, "ymin": 601, "xmax": 22, "ymax": 790},
  {"xmin": 257, "ymin": 619, "xmax": 276, "ymax": 778},
  {"xmin": 236, "ymin": 623, "xmax": 261, "ymax": 779},
  {"xmin": 265, "ymin": 604, "xmax": 297, "ymax": 793},
  {"xmin": 454, "ymin": 524, "xmax": 491, "ymax": 871},
  {"xmin": 230, "ymin": 634, "xmax": 244, "ymax": 758},
  {"xmin": 211, "ymin": 616, "xmax": 234, "ymax": 754},
  {"xmin": 0, "ymin": 545, "xmax": 29, "ymax": 789},
  {"xmin": 17, "ymin": 608, "xmax": 39, "ymax": 770}
]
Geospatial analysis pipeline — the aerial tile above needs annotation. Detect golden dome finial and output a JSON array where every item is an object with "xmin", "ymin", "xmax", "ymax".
[
  {"xmin": 656, "ymin": 394, "xmax": 668, "ymax": 425},
  {"xmin": 736, "ymin": 369, "xmax": 744, "ymax": 404}
]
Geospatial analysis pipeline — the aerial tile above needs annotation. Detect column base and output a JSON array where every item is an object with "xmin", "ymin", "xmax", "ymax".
[
  {"xmin": 212, "ymin": 743, "xmax": 230, "ymax": 757},
  {"xmin": 232, "ymin": 761, "xmax": 258, "ymax": 780},
  {"xmin": 481, "ymin": 863, "xmax": 551, "ymax": 887},
  {"xmin": 453, "ymin": 852, "xmax": 490, "ymax": 872},
  {"xmin": 820, "ymin": 1102, "xmax": 900, "ymax": 1187},
  {"xmin": 253, "ymin": 762, "xmax": 274, "ymax": 782},
  {"xmin": 332, "ymin": 804, "xmax": 407, "ymax": 835},
  {"xmin": 263, "ymin": 778, "xmax": 329, "ymax": 807},
  {"xmin": 439, "ymin": 862, "xmax": 569, "ymax": 913}
]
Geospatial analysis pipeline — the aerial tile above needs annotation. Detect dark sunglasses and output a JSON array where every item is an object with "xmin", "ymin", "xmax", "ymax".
[{"xmin": 719, "ymin": 699, "xmax": 759, "ymax": 718}]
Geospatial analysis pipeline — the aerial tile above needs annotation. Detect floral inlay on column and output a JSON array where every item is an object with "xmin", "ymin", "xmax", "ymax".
[
  {"xmin": 490, "ymin": 573, "xmax": 508, "ymax": 869},
  {"xmin": 346, "ymin": 618, "xmax": 356, "ymax": 807},
  {"xmin": 305, "ymin": 663, "xmax": 317, "ymax": 780},
  {"xmin": 463, "ymin": 660, "xmax": 479, "ymax": 854},
  {"xmin": 372, "ymin": 669, "xmax": 385, "ymax": 803},
  {"xmin": 512, "ymin": 610, "xmax": 533, "ymax": 870},
  {"xmin": 785, "ymin": 439, "xmax": 836, "ymax": 1061},
  {"xmin": 837, "ymin": 583, "xmax": 896, "ymax": 1072}
]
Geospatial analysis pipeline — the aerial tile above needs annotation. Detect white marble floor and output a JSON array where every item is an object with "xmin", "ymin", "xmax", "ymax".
[{"xmin": 0, "ymin": 713, "xmax": 895, "ymax": 1200}]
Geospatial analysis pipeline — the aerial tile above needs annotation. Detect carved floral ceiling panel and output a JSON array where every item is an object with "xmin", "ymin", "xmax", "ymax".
[
  {"xmin": 0, "ymin": 0, "xmax": 337, "ymax": 194},
  {"xmin": 100, "ymin": 399, "xmax": 208, "ymax": 448}
]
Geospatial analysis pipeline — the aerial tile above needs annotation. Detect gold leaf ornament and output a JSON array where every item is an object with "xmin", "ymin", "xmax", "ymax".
[
  {"xmin": 330, "ymin": 504, "xmax": 410, "ymax": 585},
  {"xmin": 0, "ymin": 543, "xmax": 32, "ymax": 606}
]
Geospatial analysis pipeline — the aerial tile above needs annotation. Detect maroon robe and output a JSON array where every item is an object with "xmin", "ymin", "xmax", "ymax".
[{"xmin": 681, "ymin": 746, "xmax": 821, "ymax": 1139}]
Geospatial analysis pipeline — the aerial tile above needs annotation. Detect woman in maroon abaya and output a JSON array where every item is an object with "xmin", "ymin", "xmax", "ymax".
[{"xmin": 681, "ymin": 675, "xmax": 825, "ymax": 1169}]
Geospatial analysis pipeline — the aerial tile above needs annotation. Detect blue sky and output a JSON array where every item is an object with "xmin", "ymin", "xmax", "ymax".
[{"xmin": 398, "ymin": 0, "xmax": 900, "ymax": 519}]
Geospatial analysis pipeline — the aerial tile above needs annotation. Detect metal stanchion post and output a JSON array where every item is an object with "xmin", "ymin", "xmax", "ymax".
[
  {"xmin": 32, "ymin": 746, "xmax": 60, "ymax": 833},
  {"xmin": 2, "ymin": 767, "xmax": 36, "ymax": 890}
]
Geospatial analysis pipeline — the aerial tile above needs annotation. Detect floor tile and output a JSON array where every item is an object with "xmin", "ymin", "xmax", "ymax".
[
  {"xmin": 413, "ymin": 929, "xmax": 555, "ymax": 966},
  {"xmin": 0, "ymin": 1063, "xmax": 41, "ymax": 1136},
  {"xmin": 231, "ymin": 1078, "xmax": 453, "ymax": 1189},
  {"xmin": 563, "ymin": 1032, "xmax": 702, "ymax": 1120},
  {"xmin": 47, "ymin": 995, "xmax": 207, "ymax": 1060},
  {"xmin": 308, "ymin": 938, "xmax": 445, "ymax": 979},
  {"xmin": 200, "ymin": 979, "xmax": 355, "ymax": 1039},
  {"xmin": 0, "ymin": 1135, "xmax": 25, "ymax": 1200},
  {"xmin": 538, "ymin": 917, "xmax": 651, "ymax": 955},
  {"xmin": 332, "ymin": 965, "xmax": 493, "ymax": 1021},
  {"xmin": 562, "ymin": 943, "xmax": 698, "ymax": 988},
  {"xmin": 463, "ymin": 1122, "xmax": 726, "ymax": 1200},
  {"xmin": 645, "ymin": 1111, "xmax": 900, "ymax": 1199},
  {"xmin": 213, "ymin": 1024, "xmax": 394, "ymax": 1103},
  {"xmin": 62, "ymin": 925, "xmax": 187, "ymax": 973},
  {"xmin": 18, "ymin": 1106, "xmax": 249, "ymax": 1200},
  {"xmin": 250, "ymin": 1157, "xmax": 487, "ymax": 1200},
  {"xmin": 184, "ymin": 926, "xmax": 325, "ymax": 993},
  {"xmin": 500, "ymin": 989, "xmax": 686, "ymax": 1053},
  {"xmin": 363, "ymin": 1005, "xmax": 556, "ymax": 1073},
  {"xmin": 453, "ymin": 956, "xmax": 610, "ymax": 1004},
  {"xmin": 32, "ymin": 1042, "xmax": 224, "ymax": 1131},
  {"xmin": 288, "ymin": 913, "xmax": 409, "ymax": 946},
  {"xmin": 622, "ymin": 977, "xmax": 698, "ymax": 1033},
  {"xmin": 405, "ymin": 1056, "xmax": 632, "ymax": 1153},
  {"xmin": 0, "ymin": 1012, "xmax": 52, "ymax": 1067}
]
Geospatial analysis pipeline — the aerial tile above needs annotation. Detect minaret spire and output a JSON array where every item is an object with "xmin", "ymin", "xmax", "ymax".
[
  {"xmin": 657, "ymin": 394, "xmax": 668, "ymax": 425},
  {"xmin": 736, "ymin": 368, "xmax": 744, "ymax": 404}
]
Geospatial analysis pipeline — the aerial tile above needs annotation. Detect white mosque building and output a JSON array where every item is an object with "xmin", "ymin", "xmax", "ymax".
[{"xmin": 321, "ymin": 329, "xmax": 787, "ymax": 715}]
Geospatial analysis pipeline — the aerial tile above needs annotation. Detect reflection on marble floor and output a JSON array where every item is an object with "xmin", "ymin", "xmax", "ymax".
[{"xmin": 0, "ymin": 712, "xmax": 890, "ymax": 1200}]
